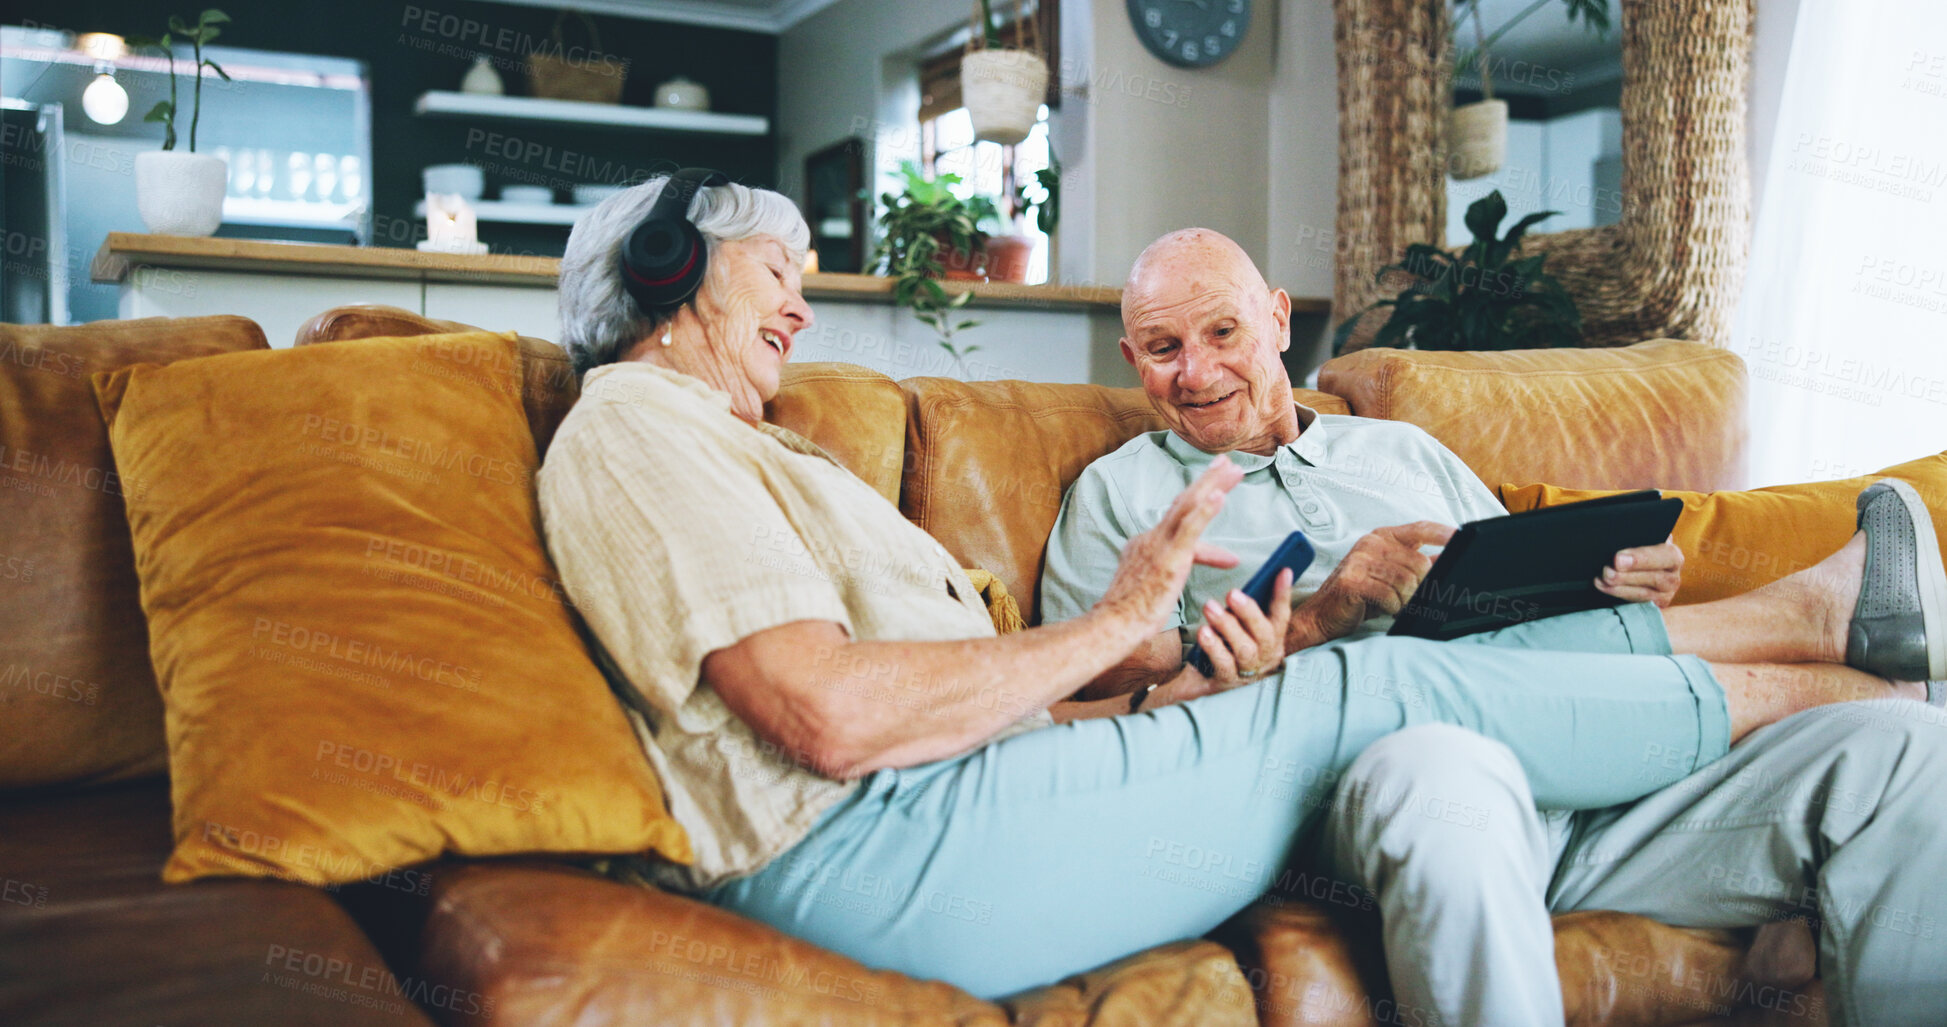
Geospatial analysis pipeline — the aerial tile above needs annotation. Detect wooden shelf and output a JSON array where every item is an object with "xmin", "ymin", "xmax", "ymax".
[
  {"xmin": 413, "ymin": 91, "xmax": 768, "ymax": 136},
  {"xmin": 413, "ymin": 199, "xmax": 586, "ymax": 226},
  {"xmin": 92, "ymin": 233, "xmax": 560, "ymax": 287},
  {"xmin": 92, "ymin": 234, "xmax": 1330, "ymax": 315},
  {"xmin": 802, "ymin": 273, "xmax": 1120, "ymax": 310}
]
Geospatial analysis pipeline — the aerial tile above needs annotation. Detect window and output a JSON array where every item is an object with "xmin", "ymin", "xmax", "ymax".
[
  {"xmin": 914, "ymin": 4, "xmax": 1058, "ymax": 284},
  {"xmin": 1733, "ymin": 0, "xmax": 1947, "ymax": 485},
  {"xmin": 919, "ymin": 106, "xmax": 1052, "ymax": 285}
]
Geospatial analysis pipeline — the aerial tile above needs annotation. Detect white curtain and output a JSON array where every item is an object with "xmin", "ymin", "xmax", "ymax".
[{"xmin": 1734, "ymin": 0, "xmax": 1947, "ymax": 487}]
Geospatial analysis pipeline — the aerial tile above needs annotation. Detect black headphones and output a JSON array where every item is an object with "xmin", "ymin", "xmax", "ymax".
[{"xmin": 619, "ymin": 167, "xmax": 729, "ymax": 317}]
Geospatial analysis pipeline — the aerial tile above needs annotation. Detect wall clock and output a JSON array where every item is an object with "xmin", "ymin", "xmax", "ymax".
[{"xmin": 1127, "ymin": 0, "xmax": 1251, "ymax": 68}]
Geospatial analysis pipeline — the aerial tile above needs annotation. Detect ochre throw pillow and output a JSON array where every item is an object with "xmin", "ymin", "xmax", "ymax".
[
  {"xmin": 1499, "ymin": 451, "xmax": 1947, "ymax": 605},
  {"xmin": 93, "ymin": 331, "xmax": 689, "ymax": 884}
]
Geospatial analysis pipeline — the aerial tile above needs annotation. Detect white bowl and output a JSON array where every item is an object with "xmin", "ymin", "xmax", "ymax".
[
  {"xmin": 500, "ymin": 185, "xmax": 553, "ymax": 205},
  {"xmin": 422, "ymin": 163, "xmax": 484, "ymax": 199}
]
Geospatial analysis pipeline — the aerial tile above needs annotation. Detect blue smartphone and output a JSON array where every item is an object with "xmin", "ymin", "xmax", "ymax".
[{"xmin": 1186, "ymin": 531, "xmax": 1316, "ymax": 676}]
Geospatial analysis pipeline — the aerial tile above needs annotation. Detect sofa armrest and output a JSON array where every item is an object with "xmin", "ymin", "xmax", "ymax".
[
  {"xmin": 1317, "ymin": 341, "xmax": 1748, "ymax": 492},
  {"xmin": 418, "ymin": 862, "xmax": 1003, "ymax": 1025},
  {"xmin": 418, "ymin": 862, "xmax": 1269, "ymax": 1027}
]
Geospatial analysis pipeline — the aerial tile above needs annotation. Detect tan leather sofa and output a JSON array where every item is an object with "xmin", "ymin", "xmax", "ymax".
[{"xmin": 0, "ymin": 306, "xmax": 1819, "ymax": 1026}]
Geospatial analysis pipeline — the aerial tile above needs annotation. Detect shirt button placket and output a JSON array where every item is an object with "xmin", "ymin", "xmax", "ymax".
[{"xmin": 1279, "ymin": 458, "xmax": 1333, "ymax": 532}]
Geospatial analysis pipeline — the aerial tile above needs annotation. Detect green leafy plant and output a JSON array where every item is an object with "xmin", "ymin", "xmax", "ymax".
[
  {"xmin": 1332, "ymin": 190, "xmax": 1582, "ymax": 355},
  {"xmin": 976, "ymin": 0, "xmax": 1005, "ymax": 49},
  {"xmin": 873, "ymin": 161, "xmax": 993, "ymax": 366},
  {"xmin": 1008, "ymin": 160, "xmax": 1060, "ymax": 235},
  {"xmin": 130, "ymin": 9, "xmax": 232, "ymax": 153}
]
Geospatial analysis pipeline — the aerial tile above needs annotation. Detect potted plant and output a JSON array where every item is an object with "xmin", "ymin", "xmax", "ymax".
[
  {"xmin": 875, "ymin": 162, "xmax": 992, "ymax": 366},
  {"xmin": 130, "ymin": 10, "xmax": 232, "ymax": 236},
  {"xmin": 1331, "ymin": 190, "xmax": 1582, "ymax": 354},
  {"xmin": 962, "ymin": 0, "xmax": 1048, "ymax": 146},
  {"xmin": 1448, "ymin": 0, "xmax": 1609, "ymax": 179},
  {"xmin": 984, "ymin": 161, "xmax": 1059, "ymax": 284}
]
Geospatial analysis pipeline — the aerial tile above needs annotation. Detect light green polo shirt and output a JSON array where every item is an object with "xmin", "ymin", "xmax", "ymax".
[{"xmin": 1039, "ymin": 405, "xmax": 1509, "ymax": 646}]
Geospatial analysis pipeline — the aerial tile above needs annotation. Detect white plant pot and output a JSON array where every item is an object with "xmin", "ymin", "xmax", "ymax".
[
  {"xmin": 136, "ymin": 151, "xmax": 228, "ymax": 236},
  {"xmin": 1448, "ymin": 99, "xmax": 1507, "ymax": 180},
  {"xmin": 961, "ymin": 49, "xmax": 1049, "ymax": 146}
]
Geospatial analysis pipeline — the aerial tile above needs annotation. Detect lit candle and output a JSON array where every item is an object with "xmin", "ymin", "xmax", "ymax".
[
  {"xmin": 420, "ymin": 193, "xmax": 487, "ymax": 254},
  {"xmin": 426, "ymin": 192, "xmax": 461, "ymax": 248}
]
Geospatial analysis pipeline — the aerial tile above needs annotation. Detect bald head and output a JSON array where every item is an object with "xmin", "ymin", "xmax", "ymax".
[
  {"xmin": 1122, "ymin": 228, "xmax": 1268, "ymax": 328},
  {"xmin": 1119, "ymin": 228, "xmax": 1298, "ymax": 456}
]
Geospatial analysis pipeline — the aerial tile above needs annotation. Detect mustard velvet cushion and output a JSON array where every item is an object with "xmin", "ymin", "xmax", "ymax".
[
  {"xmin": 1499, "ymin": 451, "xmax": 1947, "ymax": 605},
  {"xmin": 93, "ymin": 331, "xmax": 690, "ymax": 884}
]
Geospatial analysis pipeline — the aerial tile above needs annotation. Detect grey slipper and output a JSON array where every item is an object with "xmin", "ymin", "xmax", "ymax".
[{"xmin": 1846, "ymin": 479, "xmax": 1947, "ymax": 681}]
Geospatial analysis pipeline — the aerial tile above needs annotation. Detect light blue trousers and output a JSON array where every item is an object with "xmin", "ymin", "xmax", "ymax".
[{"xmin": 706, "ymin": 604, "xmax": 1729, "ymax": 999}]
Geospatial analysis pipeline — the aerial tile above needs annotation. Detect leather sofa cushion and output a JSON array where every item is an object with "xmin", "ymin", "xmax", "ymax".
[
  {"xmin": 416, "ymin": 861, "xmax": 1257, "ymax": 1026},
  {"xmin": 0, "ymin": 780, "xmax": 434, "ymax": 1026},
  {"xmin": 0, "ymin": 315, "xmax": 267, "ymax": 791},
  {"xmin": 1210, "ymin": 899, "xmax": 1387, "ymax": 1027},
  {"xmin": 899, "ymin": 380, "xmax": 1349, "ymax": 625},
  {"xmin": 94, "ymin": 332, "xmax": 687, "ymax": 884},
  {"xmin": 293, "ymin": 306, "xmax": 907, "ymax": 505},
  {"xmin": 1318, "ymin": 341, "xmax": 1748, "ymax": 493},
  {"xmin": 1501, "ymin": 449, "xmax": 1947, "ymax": 605},
  {"xmin": 1551, "ymin": 912, "xmax": 1805, "ymax": 1027},
  {"xmin": 1001, "ymin": 941, "xmax": 1257, "ymax": 1025},
  {"xmin": 763, "ymin": 363, "xmax": 907, "ymax": 507},
  {"xmin": 1215, "ymin": 900, "xmax": 1785, "ymax": 1027},
  {"xmin": 295, "ymin": 305, "xmax": 576, "ymax": 455}
]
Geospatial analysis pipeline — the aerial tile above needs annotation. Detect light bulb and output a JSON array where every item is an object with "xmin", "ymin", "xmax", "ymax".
[{"xmin": 83, "ymin": 72, "xmax": 129, "ymax": 125}]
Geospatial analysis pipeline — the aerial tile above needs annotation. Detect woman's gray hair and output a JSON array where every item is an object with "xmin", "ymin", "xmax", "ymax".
[{"xmin": 558, "ymin": 175, "xmax": 810, "ymax": 376}]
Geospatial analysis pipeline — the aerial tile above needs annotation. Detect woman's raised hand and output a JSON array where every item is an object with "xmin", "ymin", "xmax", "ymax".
[{"xmin": 1097, "ymin": 457, "xmax": 1245, "ymax": 638}]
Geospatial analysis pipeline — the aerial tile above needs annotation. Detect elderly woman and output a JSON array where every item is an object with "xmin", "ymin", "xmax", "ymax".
[{"xmin": 536, "ymin": 176, "xmax": 1935, "ymax": 1001}]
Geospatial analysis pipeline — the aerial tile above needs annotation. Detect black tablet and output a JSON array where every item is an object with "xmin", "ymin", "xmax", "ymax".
[{"xmin": 1387, "ymin": 490, "xmax": 1684, "ymax": 641}]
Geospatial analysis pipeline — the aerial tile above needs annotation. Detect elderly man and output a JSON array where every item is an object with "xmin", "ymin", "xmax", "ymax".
[{"xmin": 1040, "ymin": 228, "xmax": 1947, "ymax": 1025}]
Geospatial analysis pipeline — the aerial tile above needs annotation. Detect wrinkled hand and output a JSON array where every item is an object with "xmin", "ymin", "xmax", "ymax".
[
  {"xmin": 1291, "ymin": 522, "xmax": 1455, "ymax": 647},
  {"xmin": 1098, "ymin": 458, "xmax": 1244, "ymax": 637},
  {"xmin": 1596, "ymin": 537, "xmax": 1684, "ymax": 607},
  {"xmin": 1194, "ymin": 568, "xmax": 1295, "ymax": 692}
]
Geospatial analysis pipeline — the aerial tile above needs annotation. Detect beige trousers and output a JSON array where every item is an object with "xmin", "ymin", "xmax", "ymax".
[{"xmin": 1323, "ymin": 701, "xmax": 1947, "ymax": 1027}]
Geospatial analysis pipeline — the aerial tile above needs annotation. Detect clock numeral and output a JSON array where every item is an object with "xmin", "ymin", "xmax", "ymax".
[
  {"xmin": 1227, "ymin": 0, "xmax": 1244, "ymax": 12},
  {"xmin": 1222, "ymin": 19, "xmax": 1237, "ymax": 36},
  {"xmin": 1145, "ymin": 8, "xmax": 1161, "ymax": 27},
  {"xmin": 1163, "ymin": 29, "xmax": 1178, "ymax": 47},
  {"xmin": 1182, "ymin": 41, "xmax": 1200, "ymax": 61},
  {"xmin": 1206, "ymin": 35, "xmax": 1221, "ymax": 53}
]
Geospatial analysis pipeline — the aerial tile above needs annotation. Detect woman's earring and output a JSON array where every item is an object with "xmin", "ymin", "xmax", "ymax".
[{"xmin": 659, "ymin": 329, "xmax": 673, "ymax": 347}]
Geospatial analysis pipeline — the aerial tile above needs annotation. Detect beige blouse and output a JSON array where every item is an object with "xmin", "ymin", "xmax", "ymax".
[{"xmin": 538, "ymin": 362, "xmax": 1049, "ymax": 891}]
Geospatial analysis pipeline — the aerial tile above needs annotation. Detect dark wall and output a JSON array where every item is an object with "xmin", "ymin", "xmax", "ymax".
[{"xmin": 11, "ymin": 0, "xmax": 778, "ymax": 257}]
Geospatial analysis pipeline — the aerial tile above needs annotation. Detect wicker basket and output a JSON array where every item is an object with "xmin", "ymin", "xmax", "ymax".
[
  {"xmin": 525, "ymin": 11, "xmax": 624, "ymax": 104},
  {"xmin": 963, "ymin": 0, "xmax": 1047, "ymax": 145},
  {"xmin": 1448, "ymin": 99, "xmax": 1507, "ymax": 180}
]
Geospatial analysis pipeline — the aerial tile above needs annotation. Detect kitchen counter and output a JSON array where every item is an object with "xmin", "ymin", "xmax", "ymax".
[
  {"xmin": 91, "ymin": 234, "xmax": 1219, "ymax": 313},
  {"xmin": 93, "ymin": 234, "xmax": 1330, "ymax": 385}
]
